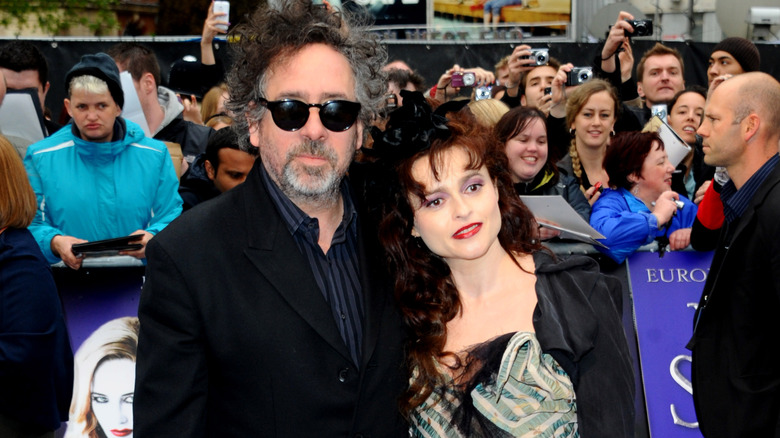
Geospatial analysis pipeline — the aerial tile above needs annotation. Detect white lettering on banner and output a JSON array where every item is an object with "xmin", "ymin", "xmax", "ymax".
[
  {"xmin": 646, "ymin": 268, "xmax": 709, "ymax": 283},
  {"xmin": 669, "ymin": 355, "xmax": 698, "ymax": 428}
]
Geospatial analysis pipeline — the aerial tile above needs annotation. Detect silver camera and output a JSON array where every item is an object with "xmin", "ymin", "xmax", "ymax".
[
  {"xmin": 474, "ymin": 86, "xmax": 493, "ymax": 101},
  {"xmin": 519, "ymin": 48, "xmax": 549, "ymax": 66},
  {"xmin": 565, "ymin": 67, "xmax": 593, "ymax": 86}
]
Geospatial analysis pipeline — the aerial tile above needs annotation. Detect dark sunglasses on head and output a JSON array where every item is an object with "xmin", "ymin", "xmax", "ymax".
[{"xmin": 259, "ymin": 98, "xmax": 361, "ymax": 132}]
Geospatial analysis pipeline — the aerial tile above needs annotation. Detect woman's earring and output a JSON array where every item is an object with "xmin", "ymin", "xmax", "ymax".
[
  {"xmin": 610, "ymin": 130, "xmax": 616, "ymax": 137},
  {"xmin": 569, "ymin": 128, "xmax": 575, "ymax": 137},
  {"xmin": 414, "ymin": 236, "xmax": 424, "ymax": 248}
]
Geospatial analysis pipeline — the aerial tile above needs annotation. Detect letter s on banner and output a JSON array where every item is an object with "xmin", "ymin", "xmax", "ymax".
[{"xmin": 669, "ymin": 355, "xmax": 698, "ymax": 428}]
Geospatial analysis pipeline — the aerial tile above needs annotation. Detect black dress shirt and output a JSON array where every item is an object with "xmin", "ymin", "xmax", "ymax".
[{"xmin": 259, "ymin": 164, "xmax": 365, "ymax": 366}]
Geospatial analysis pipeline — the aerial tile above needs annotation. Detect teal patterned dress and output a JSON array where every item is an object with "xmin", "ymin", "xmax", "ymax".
[{"xmin": 411, "ymin": 331, "xmax": 579, "ymax": 438}]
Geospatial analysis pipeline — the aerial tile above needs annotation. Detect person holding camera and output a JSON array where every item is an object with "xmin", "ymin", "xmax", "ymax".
[
  {"xmin": 499, "ymin": 44, "xmax": 554, "ymax": 108},
  {"xmin": 428, "ymin": 64, "xmax": 494, "ymax": 103},
  {"xmin": 589, "ymin": 131, "xmax": 697, "ymax": 264},
  {"xmin": 597, "ymin": 11, "xmax": 685, "ymax": 132}
]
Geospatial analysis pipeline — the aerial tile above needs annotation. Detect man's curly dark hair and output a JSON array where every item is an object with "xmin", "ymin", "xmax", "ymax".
[{"xmin": 225, "ymin": 0, "xmax": 388, "ymax": 151}]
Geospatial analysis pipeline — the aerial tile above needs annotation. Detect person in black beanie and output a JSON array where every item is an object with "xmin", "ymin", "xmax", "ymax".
[
  {"xmin": 707, "ymin": 37, "xmax": 761, "ymax": 85},
  {"xmin": 22, "ymin": 52, "xmax": 182, "ymax": 270}
]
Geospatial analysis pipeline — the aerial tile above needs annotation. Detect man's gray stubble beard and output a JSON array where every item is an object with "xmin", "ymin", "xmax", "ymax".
[{"xmin": 278, "ymin": 134, "xmax": 357, "ymax": 207}]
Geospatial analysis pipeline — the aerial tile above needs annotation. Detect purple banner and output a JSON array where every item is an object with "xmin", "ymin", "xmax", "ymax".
[
  {"xmin": 627, "ymin": 250, "xmax": 714, "ymax": 437},
  {"xmin": 54, "ymin": 266, "xmax": 144, "ymax": 438}
]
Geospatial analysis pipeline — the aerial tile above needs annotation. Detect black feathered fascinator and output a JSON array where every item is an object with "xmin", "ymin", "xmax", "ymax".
[
  {"xmin": 357, "ymin": 90, "xmax": 453, "ymax": 227},
  {"xmin": 366, "ymin": 90, "xmax": 451, "ymax": 165}
]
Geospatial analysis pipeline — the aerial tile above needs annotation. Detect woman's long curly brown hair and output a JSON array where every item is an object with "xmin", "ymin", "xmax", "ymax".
[{"xmin": 378, "ymin": 111, "xmax": 543, "ymax": 415}]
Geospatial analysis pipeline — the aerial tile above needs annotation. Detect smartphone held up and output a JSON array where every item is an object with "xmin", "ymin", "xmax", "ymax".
[{"xmin": 213, "ymin": 1, "xmax": 230, "ymax": 32}]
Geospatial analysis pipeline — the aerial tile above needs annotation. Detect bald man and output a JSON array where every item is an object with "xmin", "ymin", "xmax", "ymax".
[{"xmin": 687, "ymin": 72, "xmax": 780, "ymax": 437}]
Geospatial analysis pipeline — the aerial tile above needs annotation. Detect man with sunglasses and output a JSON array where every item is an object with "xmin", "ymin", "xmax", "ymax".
[{"xmin": 134, "ymin": 1, "xmax": 407, "ymax": 437}]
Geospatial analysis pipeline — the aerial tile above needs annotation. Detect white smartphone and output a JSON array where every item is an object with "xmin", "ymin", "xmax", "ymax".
[{"xmin": 213, "ymin": 1, "xmax": 230, "ymax": 32}]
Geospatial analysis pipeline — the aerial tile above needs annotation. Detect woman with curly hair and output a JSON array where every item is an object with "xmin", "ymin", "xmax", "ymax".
[
  {"xmin": 370, "ymin": 91, "xmax": 635, "ymax": 437},
  {"xmin": 66, "ymin": 317, "xmax": 139, "ymax": 438}
]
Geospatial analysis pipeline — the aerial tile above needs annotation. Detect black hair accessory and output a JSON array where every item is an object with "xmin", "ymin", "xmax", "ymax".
[
  {"xmin": 366, "ymin": 90, "xmax": 451, "ymax": 165},
  {"xmin": 358, "ymin": 90, "xmax": 452, "ymax": 230}
]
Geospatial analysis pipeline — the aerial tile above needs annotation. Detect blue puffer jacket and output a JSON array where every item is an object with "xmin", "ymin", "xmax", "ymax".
[
  {"xmin": 590, "ymin": 187, "xmax": 697, "ymax": 264},
  {"xmin": 24, "ymin": 118, "xmax": 182, "ymax": 264}
]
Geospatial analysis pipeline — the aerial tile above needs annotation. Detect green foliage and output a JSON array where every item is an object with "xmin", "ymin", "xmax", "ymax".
[{"xmin": 0, "ymin": 0, "xmax": 121, "ymax": 36}]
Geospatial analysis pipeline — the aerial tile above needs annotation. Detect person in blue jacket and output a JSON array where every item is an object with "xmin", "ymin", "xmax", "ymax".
[
  {"xmin": 24, "ymin": 53, "xmax": 182, "ymax": 270},
  {"xmin": 590, "ymin": 131, "xmax": 697, "ymax": 263}
]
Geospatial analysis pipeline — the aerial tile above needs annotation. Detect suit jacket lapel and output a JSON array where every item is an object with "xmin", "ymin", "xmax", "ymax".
[{"xmin": 240, "ymin": 164, "xmax": 354, "ymax": 364}]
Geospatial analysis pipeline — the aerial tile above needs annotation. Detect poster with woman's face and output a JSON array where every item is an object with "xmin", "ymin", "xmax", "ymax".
[{"xmin": 54, "ymin": 267, "xmax": 144, "ymax": 438}]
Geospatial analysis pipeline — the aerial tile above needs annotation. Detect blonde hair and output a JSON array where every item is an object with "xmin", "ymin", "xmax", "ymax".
[
  {"xmin": 564, "ymin": 79, "xmax": 619, "ymax": 185},
  {"xmin": 205, "ymin": 114, "xmax": 233, "ymax": 130},
  {"xmin": 68, "ymin": 75, "xmax": 109, "ymax": 99},
  {"xmin": 467, "ymin": 98, "xmax": 510, "ymax": 128},
  {"xmin": 67, "ymin": 317, "xmax": 139, "ymax": 438},
  {"xmin": 494, "ymin": 55, "xmax": 510, "ymax": 72},
  {"xmin": 200, "ymin": 83, "xmax": 229, "ymax": 122},
  {"xmin": 0, "ymin": 136, "xmax": 37, "ymax": 229}
]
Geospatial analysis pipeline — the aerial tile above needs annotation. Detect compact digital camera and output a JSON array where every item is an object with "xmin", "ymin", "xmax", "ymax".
[
  {"xmin": 544, "ymin": 87, "xmax": 552, "ymax": 96},
  {"xmin": 565, "ymin": 67, "xmax": 594, "ymax": 86},
  {"xmin": 451, "ymin": 72, "xmax": 477, "ymax": 88},
  {"xmin": 474, "ymin": 86, "xmax": 493, "ymax": 101},
  {"xmin": 519, "ymin": 48, "xmax": 549, "ymax": 66},
  {"xmin": 625, "ymin": 19, "xmax": 653, "ymax": 37}
]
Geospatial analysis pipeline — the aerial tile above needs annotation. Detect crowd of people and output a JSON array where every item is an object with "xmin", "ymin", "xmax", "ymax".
[{"xmin": 1, "ymin": 0, "xmax": 779, "ymax": 436}]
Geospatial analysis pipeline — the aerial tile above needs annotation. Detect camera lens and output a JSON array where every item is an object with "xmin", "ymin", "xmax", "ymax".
[
  {"xmin": 635, "ymin": 23, "xmax": 646, "ymax": 34},
  {"xmin": 579, "ymin": 70, "xmax": 592, "ymax": 82},
  {"xmin": 536, "ymin": 53, "xmax": 547, "ymax": 64}
]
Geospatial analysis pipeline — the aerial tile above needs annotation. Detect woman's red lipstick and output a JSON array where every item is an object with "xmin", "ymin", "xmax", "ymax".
[
  {"xmin": 110, "ymin": 429, "xmax": 132, "ymax": 437},
  {"xmin": 453, "ymin": 223, "xmax": 481, "ymax": 239}
]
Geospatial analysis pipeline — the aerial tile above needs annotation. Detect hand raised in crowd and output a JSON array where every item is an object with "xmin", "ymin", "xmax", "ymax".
[
  {"xmin": 618, "ymin": 38, "xmax": 634, "ymax": 83},
  {"xmin": 462, "ymin": 66, "xmax": 495, "ymax": 87},
  {"xmin": 652, "ymin": 190, "xmax": 681, "ymax": 228},
  {"xmin": 433, "ymin": 64, "xmax": 459, "ymax": 102},
  {"xmin": 601, "ymin": 11, "xmax": 634, "ymax": 76},
  {"xmin": 669, "ymin": 227, "xmax": 692, "ymax": 251},
  {"xmin": 51, "ymin": 235, "xmax": 87, "ymax": 270},
  {"xmin": 201, "ymin": 0, "xmax": 229, "ymax": 66},
  {"xmin": 119, "ymin": 230, "xmax": 154, "ymax": 260},
  {"xmin": 548, "ymin": 63, "xmax": 576, "ymax": 119},
  {"xmin": 179, "ymin": 93, "xmax": 204, "ymax": 125},
  {"xmin": 506, "ymin": 44, "xmax": 539, "ymax": 88}
]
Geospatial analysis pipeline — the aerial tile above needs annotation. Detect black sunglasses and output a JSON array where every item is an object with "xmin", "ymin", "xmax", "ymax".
[{"xmin": 259, "ymin": 98, "xmax": 361, "ymax": 132}]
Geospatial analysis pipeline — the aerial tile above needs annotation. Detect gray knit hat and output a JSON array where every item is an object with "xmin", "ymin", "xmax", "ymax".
[
  {"xmin": 712, "ymin": 37, "xmax": 761, "ymax": 73},
  {"xmin": 65, "ymin": 53, "xmax": 124, "ymax": 109}
]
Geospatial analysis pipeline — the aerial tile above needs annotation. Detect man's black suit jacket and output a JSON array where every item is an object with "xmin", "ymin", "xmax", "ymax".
[
  {"xmin": 688, "ymin": 160, "xmax": 780, "ymax": 437},
  {"xmin": 134, "ymin": 160, "xmax": 408, "ymax": 437}
]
